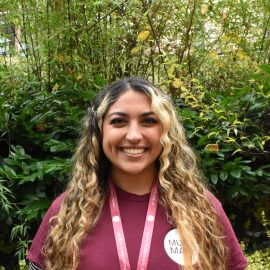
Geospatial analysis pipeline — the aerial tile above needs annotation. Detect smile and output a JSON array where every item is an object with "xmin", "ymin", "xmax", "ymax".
[{"xmin": 120, "ymin": 148, "xmax": 147, "ymax": 154}]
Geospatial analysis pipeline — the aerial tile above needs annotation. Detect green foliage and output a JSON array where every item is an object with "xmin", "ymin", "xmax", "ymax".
[
  {"xmin": 178, "ymin": 66, "xmax": 270, "ymax": 200},
  {"xmin": 246, "ymin": 248, "xmax": 270, "ymax": 269},
  {"xmin": 0, "ymin": 60, "xmax": 102, "ymax": 267},
  {"xmin": 0, "ymin": 0, "xmax": 270, "ymax": 268},
  {"xmin": 177, "ymin": 64, "xmax": 270, "ymax": 250}
]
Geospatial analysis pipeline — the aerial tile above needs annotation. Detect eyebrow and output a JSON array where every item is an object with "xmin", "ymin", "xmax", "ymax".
[{"xmin": 108, "ymin": 111, "xmax": 155, "ymax": 117}]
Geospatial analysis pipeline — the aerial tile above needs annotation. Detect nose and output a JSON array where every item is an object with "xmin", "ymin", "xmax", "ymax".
[{"xmin": 126, "ymin": 123, "xmax": 143, "ymax": 143}]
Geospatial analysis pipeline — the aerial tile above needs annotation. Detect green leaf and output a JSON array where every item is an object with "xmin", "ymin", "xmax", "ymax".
[
  {"xmin": 230, "ymin": 169, "xmax": 241, "ymax": 178},
  {"xmin": 22, "ymin": 199, "xmax": 50, "ymax": 212},
  {"xmin": 4, "ymin": 112, "xmax": 9, "ymax": 122},
  {"xmin": 197, "ymin": 135, "xmax": 210, "ymax": 146},
  {"xmin": 18, "ymin": 172, "xmax": 43, "ymax": 184},
  {"xmin": 227, "ymin": 186, "xmax": 238, "ymax": 199},
  {"xmin": 219, "ymin": 171, "xmax": 228, "ymax": 181},
  {"xmin": 259, "ymin": 64, "xmax": 270, "ymax": 74},
  {"xmin": 239, "ymin": 188, "xmax": 249, "ymax": 196},
  {"xmin": 255, "ymin": 169, "xmax": 263, "ymax": 176},
  {"xmin": 2, "ymin": 165, "xmax": 17, "ymax": 178},
  {"xmin": 44, "ymin": 139, "xmax": 73, "ymax": 153},
  {"xmin": 210, "ymin": 174, "xmax": 218, "ymax": 184}
]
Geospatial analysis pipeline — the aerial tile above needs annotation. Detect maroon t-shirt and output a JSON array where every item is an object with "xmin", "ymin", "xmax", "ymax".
[{"xmin": 27, "ymin": 187, "xmax": 247, "ymax": 269}]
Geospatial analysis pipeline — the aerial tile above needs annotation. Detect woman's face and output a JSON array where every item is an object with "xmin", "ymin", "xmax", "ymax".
[{"xmin": 102, "ymin": 89, "xmax": 163, "ymax": 178}]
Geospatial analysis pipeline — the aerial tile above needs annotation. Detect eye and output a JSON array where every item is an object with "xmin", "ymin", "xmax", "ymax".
[
  {"xmin": 110, "ymin": 118, "xmax": 127, "ymax": 126},
  {"xmin": 143, "ymin": 117, "xmax": 159, "ymax": 125}
]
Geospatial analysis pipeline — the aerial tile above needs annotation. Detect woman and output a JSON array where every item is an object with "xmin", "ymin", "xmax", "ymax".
[{"xmin": 27, "ymin": 77, "xmax": 247, "ymax": 270}]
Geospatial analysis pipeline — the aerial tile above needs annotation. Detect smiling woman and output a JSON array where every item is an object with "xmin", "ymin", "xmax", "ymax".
[
  {"xmin": 27, "ymin": 77, "xmax": 248, "ymax": 270},
  {"xmin": 102, "ymin": 90, "xmax": 163, "ymax": 195}
]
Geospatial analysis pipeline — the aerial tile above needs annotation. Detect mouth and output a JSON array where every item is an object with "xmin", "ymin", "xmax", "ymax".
[{"xmin": 119, "ymin": 147, "xmax": 148, "ymax": 155}]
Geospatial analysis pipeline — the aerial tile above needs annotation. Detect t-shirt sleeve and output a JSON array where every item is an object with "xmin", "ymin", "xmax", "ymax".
[
  {"xmin": 207, "ymin": 191, "xmax": 248, "ymax": 270},
  {"xmin": 26, "ymin": 193, "xmax": 65, "ymax": 269}
]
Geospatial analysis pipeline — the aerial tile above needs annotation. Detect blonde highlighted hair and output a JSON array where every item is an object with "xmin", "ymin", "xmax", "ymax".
[{"xmin": 44, "ymin": 77, "xmax": 227, "ymax": 270}]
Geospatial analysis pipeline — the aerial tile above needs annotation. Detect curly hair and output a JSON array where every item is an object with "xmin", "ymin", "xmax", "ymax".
[{"xmin": 44, "ymin": 77, "xmax": 227, "ymax": 270}]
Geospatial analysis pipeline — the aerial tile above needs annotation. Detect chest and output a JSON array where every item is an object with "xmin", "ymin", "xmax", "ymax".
[{"xmin": 78, "ymin": 199, "xmax": 180, "ymax": 270}]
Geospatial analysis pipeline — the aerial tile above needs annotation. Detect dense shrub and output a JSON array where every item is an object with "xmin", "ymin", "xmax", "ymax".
[
  {"xmin": 177, "ymin": 65, "xmax": 270, "ymax": 249},
  {"xmin": 1, "ymin": 63, "xmax": 269, "ymax": 269},
  {"xmin": 1, "ymin": 0, "xmax": 270, "ymax": 268},
  {"xmin": 246, "ymin": 247, "xmax": 270, "ymax": 269},
  {"xmin": 0, "ymin": 67, "xmax": 106, "ymax": 268}
]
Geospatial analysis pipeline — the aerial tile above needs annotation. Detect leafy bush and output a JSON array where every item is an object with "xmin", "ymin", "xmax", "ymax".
[
  {"xmin": 246, "ymin": 248, "xmax": 270, "ymax": 270},
  {"xmin": 176, "ymin": 65, "xmax": 270, "ymax": 250},
  {"xmin": 0, "ymin": 63, "xmax": 105, "ymax": 267},
  {"xmin": 1, "ymin": 1, "xmax": 270, "ymax": 268}
]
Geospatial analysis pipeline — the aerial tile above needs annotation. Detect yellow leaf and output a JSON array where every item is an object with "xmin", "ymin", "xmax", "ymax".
[
  {"xmin": 201, "ymin": 5, "xmax": 208, "ymax": 15},
  {"xmin": 172, "ymin": 79, "xmax": 182, "ymax": 88},
  {"xmin": 190, "ymin": 77, "xmax": 198, "ymax": 82},
  {"xmin": 131, "ymin": 46, "xmax": 142, "ymax": 55},
  {"xmin": 221, "ymin": 35, "xmax": 231, "ymax": 42},
  {"xmin": 218, "ymin": 116, "xmax": 227, "ymax": 121},
  {"xmin": 204, "ymin": 143, "xmax": 219, "ymax": 152},
  {"xmin": 199, "ymin": 92, "xmax": 205, "ymax": 99},
  {"xmin": 226, "ymin": 137, "xmax": 236, "ymax": 143},
  {"xmin": 232, "ymin": 149, "xmax": 243, "ymax": 155},
  {"xmin": 215, "ymin": 109, "xmax": 224, "ymax": 114},
  {"xmin": 52, "ymin": 83, "xmax": 60, "ymax": 91},
  {"xmin": 180, "ymin": 85, "xmax": 188, "ymax": 92},
  {"xmin": 237, "ymin": 50, "xmax": 246, "ymax": 60},
  {"xmin": 208, "ymin": 132, "xmax": 218, "ymax": 138},
  {"xmin": 209, "ymin": 51, "xmax": 218, "ymax": 59},
  {"xmin": 180, "ymin": 92, "xmax": 188, "ymax": 98},
  {"xmin": 76, "ymin": 74, "xmax": 83, "ymax": 81},
  {"xmin": 190, "ymin": 103, "xmax": 199, "ymax": 108},
  {"xmin": 168, "ymin": 65, "xmax": 175, "ymax": 76},
  {"xmin": 57, "ymin": 55, "xmax": 65, "ymax": 62},
  {"xmin": 137, "ymin": 30, "xmax": 150, "ymax": 41},
  {"xmin": 233, "ymin": 120, "xmax": 242, "ymax": 125},
  {"xmin": 199, "ymin": 112, "xmax": 204, "ymax": 118}
]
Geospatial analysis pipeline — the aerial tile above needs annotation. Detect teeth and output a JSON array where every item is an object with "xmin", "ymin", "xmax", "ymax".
[{"xmin": 122, "ymin": 148, "xmax": 145, "ymax": 154}]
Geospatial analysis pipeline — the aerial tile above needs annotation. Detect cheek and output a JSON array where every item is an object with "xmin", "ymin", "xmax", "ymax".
[
  {"xmin": 102, "ymin": 129, "xmax": 120, "ymax": 151},
  {"xmin": 150, "ymin": 127, "xmax": 163, "ymax": 144}
]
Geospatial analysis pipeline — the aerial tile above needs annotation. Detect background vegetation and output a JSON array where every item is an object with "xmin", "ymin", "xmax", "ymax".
[{"xmin": 0, "ymin": 0, "xmax": 269, "ymax": 269}]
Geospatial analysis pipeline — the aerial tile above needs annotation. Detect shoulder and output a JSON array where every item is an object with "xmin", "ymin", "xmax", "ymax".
[
  {"xmin": 205, "ymin": 189, "xmax": 222, "ymax": 208},
  {"xmin": 47, "ymin": 192, "xmax": 66, "ymax": 216},
  {"xmin": 27, "ymin": 192, "xmax": 66, "ymax": 268},
  {"xmin": 204, "ymin": 189, "xmax": 248, "ymax": 270},
  {"xmin": 204, "ymin": 189, "xmax": 233, "ymax": 234},
  {"xmin": 37, "ymin": 192, "xmax": 66, "ymax": 225}
]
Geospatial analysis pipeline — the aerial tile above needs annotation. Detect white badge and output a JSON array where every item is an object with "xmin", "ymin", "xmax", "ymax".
[{"xmin": 164, "ymin": 229, "xmax": 198, "ymax": 265}]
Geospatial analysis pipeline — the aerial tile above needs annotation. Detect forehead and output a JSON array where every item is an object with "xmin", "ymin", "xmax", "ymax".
[{"xmin": 106, "ymin": 90, "xmax": 152, "ymax": 114}]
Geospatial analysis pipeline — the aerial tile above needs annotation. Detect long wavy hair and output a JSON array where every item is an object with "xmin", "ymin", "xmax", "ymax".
[{"xmin": 44, "ymin": 77, "xmax": 227, "ymax": 270}]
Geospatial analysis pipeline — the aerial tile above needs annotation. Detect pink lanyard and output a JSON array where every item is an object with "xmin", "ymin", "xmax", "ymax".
[{"xmin": 109, "ymin": 180, "xmax": 158, "ymax": 270}]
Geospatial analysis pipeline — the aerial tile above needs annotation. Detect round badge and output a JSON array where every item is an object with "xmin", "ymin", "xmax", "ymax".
[
  {"xmin": 147, "ymin": 215, "xmax": 155, "ymax": 222},
  {"xmin": 164, "ymin": 229, "xmax": 198, "ymax": 265}
]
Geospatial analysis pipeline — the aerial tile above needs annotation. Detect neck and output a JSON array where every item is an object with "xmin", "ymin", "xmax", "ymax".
[{"xmin": 111, "ymin": 168, "xmax": 157, "ymax": 195}]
